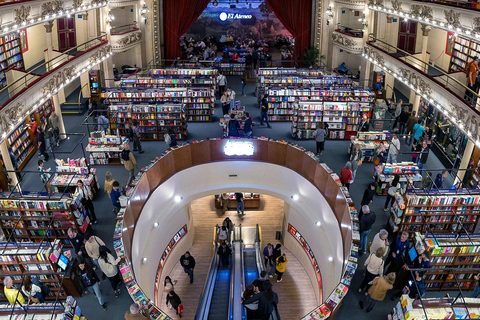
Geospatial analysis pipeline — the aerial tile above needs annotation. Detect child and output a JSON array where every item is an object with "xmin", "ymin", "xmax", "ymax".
[{"xmin": 110, "ymin": 181, "xmax": 122, "ymax": 214}]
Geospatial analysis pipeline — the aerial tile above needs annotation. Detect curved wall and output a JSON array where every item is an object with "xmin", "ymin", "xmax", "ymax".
[{"xmin": 132, "ymin": 161, "xmax": 343, "ymax": 301}]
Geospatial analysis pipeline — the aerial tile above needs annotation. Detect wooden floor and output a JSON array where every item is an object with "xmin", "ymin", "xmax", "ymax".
[{"xmin": 158, "ymin": 195, "xmax": 318, "ymax": 319}]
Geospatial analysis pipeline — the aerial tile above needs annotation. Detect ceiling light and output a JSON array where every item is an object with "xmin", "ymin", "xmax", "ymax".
[
  {"xmin": 291, "ymin": 194, "xmax": 299, "ymax": 201},
  {"xmin": 174, "ymin": 195, "xmax": 183, "ymax": 203}
]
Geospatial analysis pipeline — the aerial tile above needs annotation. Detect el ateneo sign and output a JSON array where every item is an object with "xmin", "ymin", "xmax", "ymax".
[{"xmin": 219, "ymin": 12, "xmax": 253, "ymax": 21}]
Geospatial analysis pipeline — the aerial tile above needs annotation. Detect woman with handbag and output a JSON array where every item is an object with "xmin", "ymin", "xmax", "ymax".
[
  {"xmin": 76, "ymin": 180, "xmax": 97, "ymax": 224},
  {"xmin": 163, "ymin": 276, "xmax": 178, "ymax": 309},
  {"xmin": 97, "ymin": 246, "xmax": 123, "ymax": 297},
  {"xmin": 166, "ymin": 290, "xmax": 183, "ymax": 318},
  {"xmin": 21, "ymin": 276, "xmax": 44, "ymax": 303},
  {"xmin": 358, "ymin": 247, "xmax": 385, "ymax": 293}
]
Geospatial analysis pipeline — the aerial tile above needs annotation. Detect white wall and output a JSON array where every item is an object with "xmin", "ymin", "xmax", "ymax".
[
  {"xmin": 131, "ymin": 161, "xmax": 345, "ymax": 301},
  {"xmin": 112, "ymin": 47, "xmax": 142, "ymax": 69},
  {"xmin": 75, "ymin": 15, "xmax": 89, "ymax": 46},
  {"xmin": 338, "ymin": 8, "xmax": 364, "ymax": 29},
  {"xmin": 23, "ymin": 24, "xmax": 48, "ymax": 69},
  {"xmin": 427, "ymin": 28, "xmax": 450, "ymax": 71},
  {"xmin": 111, "ymin": 5, "xmax": 137, "ymax": 27},
  {"xmin": 332, "ymin": 50, "xmax": 362, "ymax": 74}
]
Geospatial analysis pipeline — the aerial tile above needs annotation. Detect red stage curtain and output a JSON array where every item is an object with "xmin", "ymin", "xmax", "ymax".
[
  {"xmin": 163, "ymin": 0, "xmax": 211, "ymax": 61},
  {"xmin": 265, "ymin": 0, "xmax": 312, "ymax": 62}
]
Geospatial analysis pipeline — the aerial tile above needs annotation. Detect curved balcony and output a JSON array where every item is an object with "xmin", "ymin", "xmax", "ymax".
[
  {"xmin": 334, "ymin": 0, "xmax": 367, "ymax": 10},
  {"xmin": 367, "ymin": 0, "xmax": 480, "ymax": 42},
  {"xmin": 363, "ymin": 36, "xmax": 480, "ymax": 145},
  {"xmin": 109, "ymin": 0, "xmax": 138, "ymax": 7},
  {"xmin": 110, "ymin": 24, "xmax": 141, "ymax": 54},
  {"xmin": 0, "ymin": 0, "xmax": 108, "ymax": 39},
  {"xmin": 0, "ymin": 34, "xmax": 111, "ymax": 140},
  {"xmin": 332, "ymin": 29, "xmax": 365, "ymax": 54}
]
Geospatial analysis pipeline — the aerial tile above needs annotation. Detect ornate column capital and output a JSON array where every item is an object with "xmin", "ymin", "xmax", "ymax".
[
  {"xmin": 421, "ymin": 23, "xmax": 431, "ymax": 37},
  {"xmin": 44, "ymin": 21, "xmax": 54, "ymax": 33}
]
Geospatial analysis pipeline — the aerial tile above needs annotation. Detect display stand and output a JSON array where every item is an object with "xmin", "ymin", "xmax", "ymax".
[
  {"xmin": 85, "ymin": 132, "xmax": 125, "ymax": 165},
  {"xmin": 213, "ymin": 193, "xmax": 260, "ymax": 209},
  {"xmin": 218, "ymin": 62, "xmax": 245, "ymax": 75},
  {"xmin": 388, "ymin": 189, "xmax": 480, "ymax": 235},
  {"xmin": 51, "ymin": 158, "xmax": 98, "ymax": 197},
  {"xmin": 0, "ymin": 302, "xmax": 65, "ymax": 319},
  {"xmin": 351, "ymin": 131, "xmax": 390, "ymax": 162},
  {"xmin": 373, "ymin": 99, "xmax": 387, "ymax": 130},
  {"xmin": 375, "ymin": 162, "xmax": 422, "ymax": 195}
]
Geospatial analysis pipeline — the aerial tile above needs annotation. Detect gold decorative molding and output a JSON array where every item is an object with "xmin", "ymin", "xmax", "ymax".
[
  {"xmin": 14, "ymin": 6, "xmax": 31, "ymax": 24},
  {"xmin": 41, "ymin": 0, "xmax": 65, "ymax": 17}
]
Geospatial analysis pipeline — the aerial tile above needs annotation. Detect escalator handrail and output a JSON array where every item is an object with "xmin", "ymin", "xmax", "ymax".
[
  {"xmin": 255, "ymin": 224, "xmax": 265, "ymax": 276},
  {"xmin": 194, "ymin": 226, "xmax": 220, "ymax": 320},
  {"xmin": 234, "ymin": 226, "xmax": 247, "ymax": 320}
]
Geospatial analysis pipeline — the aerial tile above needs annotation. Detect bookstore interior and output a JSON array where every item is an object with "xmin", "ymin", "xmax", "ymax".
[{"xmin": 1, "ymin": 0, "xmax": 480, "ymax": 319}]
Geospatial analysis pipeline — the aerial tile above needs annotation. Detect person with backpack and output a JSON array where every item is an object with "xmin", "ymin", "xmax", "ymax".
[
  {"xmin": 76, "ymin": 179, "xmax": 97, "ymax": 224},
  {"xmin": 77, "ymin": 256, "xmax": 107, "ymax": 311},
  {"xmin": 217, "ymin": 225, "xmax": 229, "ymax": 245},
  {"xmin": 121, "ymin": 144, "xmax": 137, "ymax": 187},
  {"xmin": 228, "ymin": 114, "xmax": 240, "ymax": 137},
  {"xmin": 242, "ymin": 281, "xmax": 279, "ymax": 320},
  {"xmin": 98, "ymin": 246, "xmax": 123, "ymax": 298},
  {"xmin": 85, "ymin": 234, "xmax": 105, "ymax": 268},
  {"xmin": 129, "ymin": 120, "xmax": 143, "ymax": 154}
]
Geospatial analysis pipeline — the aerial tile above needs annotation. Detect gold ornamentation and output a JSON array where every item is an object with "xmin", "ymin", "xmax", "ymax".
[
  {"xmin": 14, "ymin": 6, "xmax": 31, "ymax": 24},
  {"xmin": 72, "ymin": 0, "xmax": 83, "ymax": 9},
  {"xmin": 391, "ymin": 0, "xmax": 402, "ymax": 12},
  {"xmin": 42, "ymin": 65, "xmax": 76, "ymax": 96},
  {"xmin": 444, "ymin": 9, "xmax": 460, "ymax": 28},
  {"xmin": 41, "ymin": 0, "xmax": 64, "ymax": 16}
]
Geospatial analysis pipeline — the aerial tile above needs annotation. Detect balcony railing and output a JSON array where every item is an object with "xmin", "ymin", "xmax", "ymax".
[
  {"xmin": 335, "ymin": 26, "xmax": 364, "ymax": 38},
  {"xmin": 412, "ymin": 0, "xmax": 480, "ymax": 11},
  {"xmin": 0, "ymin": 34, "xmax": 108, "ymax": 108},
  {"xmin": 366, "ymin": 35, "xmax": 478, "ymax": 108},
  {"xmin": 111, "ymin": 24, "xmax": 139, "ymax": 35}
]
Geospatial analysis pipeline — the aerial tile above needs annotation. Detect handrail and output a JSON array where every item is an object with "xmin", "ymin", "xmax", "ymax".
[
  {"xmin": 367, "ymin": 35, "xmax": 479, "ymax": 108},
  {"xmin": 110, "ymin": 24, "xmax": 139, "ymax": 35},
  {"xmin": 255, "ymin": 224, "xmax": 265, "ymax": 276},
  {"xmin": 0, "ymin": 33, "xmax": 108, "ymax": 109},
  {"xmin": 194, "ymin": 226, "xmax": 219, "ymax": 320},
  {"xmin": 230, "ymin": 225, "xmax": 242, "ymax": 320},
  {"xmin": 334, "ymin": 27, "xmax": 364, "ymax": 38},
  {"xmin": 410, "ymin": 0, "xmax": 480, "ymax": 12}
]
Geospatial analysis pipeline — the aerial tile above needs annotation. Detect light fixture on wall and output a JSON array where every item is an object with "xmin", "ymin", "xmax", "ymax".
[
  {"xmin": 105, "ymin": 9, "xmax": 115, "ymax": 30},
  {"xmin": 140, "ymin": 2, "xmax": 150, "ymax": 24},
  {"xmin": 326, "ymin": 6, "xmax": 334, "ymax": 25},
  {"xmin": 358, "ymin": 14, "xmax": 368, "ymax": 28}
]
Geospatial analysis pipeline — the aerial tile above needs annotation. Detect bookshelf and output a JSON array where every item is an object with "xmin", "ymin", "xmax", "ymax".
[
  {"xmin": 0, "ymin": 194, "xmax": 91, "ymax": 242},
  {"xmin": 423, "ymin": 234, "xmax": 480, "ymax": 291},
  {"xmin": 387, "ymin": 190, "xmax": 480, "ymax": 236},
  {"xmin": 36, "ymin": 99, "xmax": 54, "ymax": 127},
  {"xmin": 218, "ymin": 62, "xmax": 245, "ymax": 76},
  {"xmin": 354, "ymin": 131, "xmax": 390, "ymax": 161},
  {"xmin": 108, "ymin": 104, "xmax": 187, "ymax": 141},
  {"xmin": 375, "ymin": 162, "xmax": 422, "ymax": 195},
  {"xmin": 51, "ymin": 158, "xmax": 98, "ymax": 196},
  {"xmin": 85, "ymin": 132, "xmax": 125, "ymax": 165},
  {"xmin": 290, "ymin": 92, "xmax": 374, "ymax": 139},
  {"xmin": 449, "ymin": 36, "xmax": 480, "ymax": 72},
  {"xmin": 0, "ymin": 32, "xmax": 25, "ymax": 89}
]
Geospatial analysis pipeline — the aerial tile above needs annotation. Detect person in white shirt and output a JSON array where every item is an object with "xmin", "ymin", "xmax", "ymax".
[
  {"xmin": 21, "ymin": 276, "xmax": 44, "ymax": 303},
  {"xmin": 392, "ymin": 99, "xmax": 403, "ymax": 130},
  {"xmin": 98, "ymin": 246, "xmax": 123, "ymax": 297},
  {"xmin": 359, "ymin": 247, "xmax": 385, "ymax": 292},
  {"xmin": 76, "ymin": 180, "xmax": 97, "ymax": 224},
  {"xmin": 370, "ymin": 229, "xmax": 389, "ymax": 257},
  {"xmin": 217, "ymin": 72, "xmax": 227, "ymax": 97},
  {"xmin": 228, "ymin": 87, "xmax": 236, "ymax": 111},
  {"xmin": 387, "ymin": 134, "xmax": 400, "ymax": 164}
]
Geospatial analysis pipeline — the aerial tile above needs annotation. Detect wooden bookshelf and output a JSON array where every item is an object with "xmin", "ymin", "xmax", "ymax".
[
  {"xmin": 0, "ymin": 32, "xmax": 25, "ymax": 89},
  {"xmin": 449, "ymin": 36, "xmax": 480, "ymax": 72},
  {"xmin": 388, "ymin": 190, "xmax": 480, "ymax": 236}
]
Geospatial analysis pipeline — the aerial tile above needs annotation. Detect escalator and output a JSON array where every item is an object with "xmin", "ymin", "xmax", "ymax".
[{"xmin": 207, "ymin": 262, "xmax": 231, "ymax": 320}]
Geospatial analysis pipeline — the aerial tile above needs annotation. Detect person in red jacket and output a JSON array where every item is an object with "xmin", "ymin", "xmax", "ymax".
[{"xmin": 340, "ymin": 161, "xmax": 353, "ymax": 190}]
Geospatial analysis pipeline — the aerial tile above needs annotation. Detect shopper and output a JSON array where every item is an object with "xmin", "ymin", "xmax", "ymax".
[
  {"xmin": 242, "ymin": 281, "xmax": 279, "ymax": 320},
  {"xmin": 269, "ymin": 244, "xmax": 282, "ymax": 277},
  {"xmin": 411, "ymin": 140, "xmax": 422, "ymax": 164},
  {"xmin": 472, "ymin": 274, "xmax": 480, "ymax": 298},
  {"xmin": 166, "ymin": 291, "xmax": 182, "ymax": 318},
  {"xmin": 76, "ymin": 179, "xmax": 97, "ymax": 224},
  {"xmin": 104, "ymin": 171, "xmax": 115, "ymax": 198},
  {"xmin": 235, "ymin": 192, "xmax": 245, "ymax": 215},
  {"xmin": 350, "ymin": 144, "xmax": 363, "ymax": 180},
  {"xmin": 3, "ymin": 276, "xmax": 25, "ymax": 306},
  {"xmin": 244, "ymin": 112, "xmax": 253, "ymax": 137},
  {"xmin": 228, "ymin": 87, "xmax": 236, "ymax": 111},
  {"xmin": 97, "ymin": 112, "xmax": 109, "ymax": 133},
  {"xmin": 48, "ymin": 113, "xmax": 60, "ymax": 147},
  {"xmin": 405, "ymin": 111, "xmax": 417, "ymax": 145},
  {"xmin": 413, "ymin": 119, "xmax": 425, "ymax": 144},
  {"xmin": 166, "ymin": 128, "xmax": 177, "ymax": 148},
  {"xmin": 67, "ymin": 228, "xmax": 85, "ymax": 256},
  {"xmin": 422, "ymin": 172, "xmax": 433, "ymax": 189},
  {"xmin": 465, "ymin": 56, "xmax": 478, "ymax": 103},
  {"xmin": 434, "ymin": 170, "xmax": 448, "ymax": 189},
  {"xmin": 217, "ymin": 72, "xmax": 227, "ymax": 97},
  {"xmin": 85, "ymin": 234, "xmax": 105, "ymax": 267},
  {"xmin": 222, "ymin": 217, "xmax": 234, "ymax": 236},
  {"xmin": 21, "ymin": 276, "xmax": 44, "ymax": 303},
  {"xmin": 385, "ymin": 231, "xmax": 409, "ymax": 274},
  {"xmin": 392, "ymin": 100, "xmax": 402, "ymax": 130},
  {"xmin": 37, "ymin": 127, "xmax": 49, "ymax": 161},
  {"xmin": 260, "ymin": 94, "xmax": 271, "ymax": 128},
  {"xmin": 37, "ymin": 159, "xmax": 52, "ymax": 193},
  {"xmin": 179, "ymin": 251, "xmax": 196, "ymax": 284},
  {"xmin": 370, "ymin": 229, "xmax": 389, "ymax": 257},
  {"xmin": 27, "ymin": 118, "xmax": 38, "ymax": 143},
  {"xmin": 358, "ymin": 183, "xmax": 376, "ymax": 220},
  {"xmin": 77, "ymin": 257, "xmax": 107, "ymax": 311},
  {"xmin": 242, "ymin": 284, "xmax": 259, "ymax": 319},
  {"xmin": 407, "ymin": 272, "xmax": 426, "ymax": 299},
  {"xmin": 398, "ymin": 107, "xmax": 409, "ymax": 135},
  {"xmin": 217, "ymin": 225, "xmax": 228, "ymax": 244},
  {"xmin": 387, "ymin": 134, "xmax": 400, "ymax": 164},
  {"xmin": 384, "ymin": 174, "xmax": 400, "ymax": 212},
  {"xmin": 253, "ymin": 270, "xmax": 271, "ymax": 292},
  {"xmin": 163, "ymin": 276, "xmax": 177, "ymax": 309},
  {"xmin": 314, "ymin": 124, "xmax": 326, "ymax": 155},
  {"xmin": 221, "ymin": 90, "xmax": 231, "ymax": 116},
  {"xmin": 111, "ymin": 181, "xmax": 122, "ymax": 214},
  {"xmin": 274, "ymin": 254, "xmax": 288, "ymax": 282},
  {"xmin": 417, "ymin": 139, "xmax": 429, "ymax": 170},
  {"xmin": 375, "ymin": 142, "xmax": 387, "ymax": 164},
  {"xmin": 359, "ymin": 205, "xmax": 376, "ymax": 255},
  {"xmin": 129, "ymin": 120, "xmax": 144, "ymax": 153},
  {"xmin": 121, "ymin": 144, "xmax": 137, "ymax": 187},
  {"xmin": 241, "ymin": 74, "xmax": 247, "ymax": 96},
  {"xmin": 263, "ymin": 243, "xmax": 274, "ymax": 268},
  {"xmin": 228, "ymin": 113, "xmax": 240, "ymax": 137},
  {"xmin": 125, "ymin": 303, "xmax": 151, "ymax": 320},
  {"xmin": 217, "ymin": 242, "xmax": 232, "ymax": 266},
  {"xmin": 98, "ymin": 246, "xmax": 123, "ymax": 298},
  {"xmin": 358, "ymin": 247, "xmax": 385, "ymax": 293},
  {"xmin": 8, "ymin": 147, "xmax": 21, "ymax": 182},
  {"xmin": 340, "ymin": 161, "xmax": 353, "ymax": 190},
  {"xmin": 44, "ymin": 120, "xmax": 54, "ymax": 153},
  {"xmin": 252, "ymin": 49, "xmax": 259, "ymax": 69},
  {"xmin": 359, "ymin": 273, "xmax": 396, "ymax": 312},
  {"xmin": 358, "ymin": 114, "xmax": 370, "ymax": 132}
]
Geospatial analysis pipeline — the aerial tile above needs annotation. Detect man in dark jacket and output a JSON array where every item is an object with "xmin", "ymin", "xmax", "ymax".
[
  {"xmin": 166, "ymin": 291, "xmax": 182, "ymax": 317},
  {"xmin": 405, "ymin": 111, "xmax": 417, "ymax": 145},
  {"xmin": 253, "ymin": 270, "xmax": 271, "ymax": 292},
  {"xmin": 434, "ymin": 170, "xmax": 448, "ymax": 189},
  {"xmin": 398, "ymin": 107, "xmax": 410, "ymax": 135},
  {"xmin": 179, "ymin": 251, "xmax": 196, "ymax": 284},
  {"xmin": 217, "ymin": 243, "xmax": 232, "ymax": 266},
  {"xmin": 359, "ymin": 205, "xmax": 376, "ymax": 254},
  {"xmin": 67, "ymin": 228, "xmax": 85, "ymax": 256},
  {"xmin": 358, "ymin": 183, "xmax": 376, "ymax": 220},
  {"xmin": 77, "ymin": 257, "xmax": 107, "ymax": 310},
  {"xmin": 269, "ymin": 244, "xmax": 282, "ymax": 277},
  {"xmin": 417, "ymin": 140, "xmax": 429, "ymax": 170},
  {"xmin": 385, "ymin": 231, "xmax": 409, "ymax": 274}
]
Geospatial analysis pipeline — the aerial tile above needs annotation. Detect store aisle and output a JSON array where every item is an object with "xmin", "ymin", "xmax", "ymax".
[{"xmin": 159, "ymin": 195, "xmax": 317, "ymax": 319}]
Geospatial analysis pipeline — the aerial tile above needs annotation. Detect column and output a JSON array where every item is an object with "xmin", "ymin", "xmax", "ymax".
[
  {"xmin": 52, "ymin": 94, "xmax": 67, "ymax": 140},
  {"xmin": 80, "ymin": 72, "xmax": 90, "ymax": 101},
  {"xmin": 0, "ymin": 141, "xmax": 19, "ymax": 189},
  {"xmin": 456, "ymin": 139, "xmax": 475, "ymax": 183},
  {"xmin": 411, "ymin": 94, "xmax": 421, "ymax": 114},
  {"xmin": 420, "ymin": 24, "xmax": 431, "ymax": 73},
  {"xmin": 102, "ymin": 56, "xmax": 114, "ymax": 87},
  {"xmin": 44, "ymin": 21, "xmax": 54, "ymax": 71}
]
